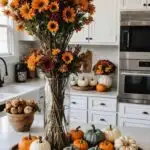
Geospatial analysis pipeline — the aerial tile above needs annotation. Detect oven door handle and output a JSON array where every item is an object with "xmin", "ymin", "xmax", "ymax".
[{"xmin": 121, "ymin": 71, "xmax": 150, "ymax": 76}]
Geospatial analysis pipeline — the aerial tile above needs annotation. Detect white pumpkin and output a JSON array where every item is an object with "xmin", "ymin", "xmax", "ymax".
[
  {"xmin": 30, "ymin": 136, "xmax": 51, "ymax": 150},
  {"xmin": 103, "ymin": 125, "xmax": 121, "ymax": 143},
  {"xmin": 70, "ymin": 77, "xmax": 77, "ymax": 86},
  {"xmin": 98, "ymin": 75, "xmax": 112, "ymax": 88},
  {"xmin": 115, "ymin": 136, "xmax": 138, "ymax": 150},
  {"xmin": 77, "ymin": 77, "xmax": 89, "ymax": 87},
  {"xmin": 89, "ymin": 78, "xmax": 97, "ymax": 87}
]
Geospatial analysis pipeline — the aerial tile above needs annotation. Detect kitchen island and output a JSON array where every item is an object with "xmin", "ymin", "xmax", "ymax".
[{"xmin": 0, "ymin": 115, "xmax": 150, "ymax": 150}]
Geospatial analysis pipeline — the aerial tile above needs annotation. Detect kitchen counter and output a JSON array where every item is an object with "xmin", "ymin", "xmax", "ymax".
[
  {"xmin": 0, "ymin": 115, "xmax": 150, "ymax": 150},
  {"xmin": 0, "ymin": 79, "xmax": 118, "ymax": 105}
]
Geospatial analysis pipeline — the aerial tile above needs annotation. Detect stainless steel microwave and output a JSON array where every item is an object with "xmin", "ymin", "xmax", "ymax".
[{"xmin": 120, "ymin": 26, "xmax": 150, "ymax": 52}]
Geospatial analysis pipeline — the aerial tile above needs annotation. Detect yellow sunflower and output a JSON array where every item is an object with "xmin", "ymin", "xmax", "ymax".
[
  {"xmin": 16, "ymin": 24, "xmax": 24, "ymax": 31},
  {"xmin": 32, "ymin": 0, "xmax": 49, "ymax": 12},
  {"xmin": 0, "ymin": 0, "xmax": 8, "ymax": 6},
  {"xmin": 47, "ymin": 21, "xmax": 59, "ymax": 33},
  {"xmin": 62, "ymin": 52, "xmax": 74, "ymax": 64},
  {"xmin": 19, "ymin": 3, "xmax": 34, "ymax": 20},
  {"xmin": 49, "ymin": 2, "xmax": 59, "ymax": 12},
  {"xmin": 52, "ymin": 48, "xmax": 60, "ymax": 55},
  {"xmin": 62, "ymin": 7, "xmax": 76, "ymax": 23},
  {"xmin": 10, "ymin": 0, "xmax": 19, "ymax": 9}
]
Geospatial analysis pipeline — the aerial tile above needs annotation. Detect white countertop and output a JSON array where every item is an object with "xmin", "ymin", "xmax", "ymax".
[
  {"xmin": 0, "ymin": 79, "xmax": 118, "ymax": 105},
  {"xmin": 0, "ymin": 115, "xmax": 150, "ymax": 150}
]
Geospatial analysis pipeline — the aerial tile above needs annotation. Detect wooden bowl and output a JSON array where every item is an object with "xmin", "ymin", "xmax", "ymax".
[
  {"xmin": 71, "ymin": 85, "xmax": 95, "ymax": 91},
  {"xmin": 7, "ymin": 113, "xmax": 34, "ymax": 132}
]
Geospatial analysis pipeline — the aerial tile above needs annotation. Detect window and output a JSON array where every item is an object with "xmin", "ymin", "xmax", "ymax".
[{"xmin": 0, "ymin": 7, "xmax": 14, "ymax": 55}]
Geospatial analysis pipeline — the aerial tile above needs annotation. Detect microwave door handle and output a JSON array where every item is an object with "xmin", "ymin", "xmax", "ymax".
[
  {"xmin": 123, "ymin": 31, "xmax": 130, "ymax": 48},
  {"xmin": 121, "ymin": 71, "xmax": 150, "ymax": 76}
]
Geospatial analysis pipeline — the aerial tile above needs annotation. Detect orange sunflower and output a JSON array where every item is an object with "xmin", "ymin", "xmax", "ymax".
[
  {"xmin": 47, "ymin": 21, "xmax": 59, "ymax": 33},
  {"xmin": 80, "ymin": 0, "xmax": 88, "ymax": 11},
  {"xmin": 52, "ymin": 48, "xmax": 60, "ymax": 55},
  {"xmin": 3, "ymin": 9, "xmax": 12, "ymax": 16},
  {"xmin": 0, "ymin": 0, "xmax": 8, "ymax": 6},
  {"xmin": 62, "ymin": 52, "xmax": 74, "ymax": 64},
  {"xmin": 32, "ymin": 0, "xmax": 49, "ymax": 12},
  {"xmin": 62, "ymin": 7, "xmax": 76, "ymax": 23},
  {"xmin": 59, "ymin": 64, "xmax": 68, "ymax": 73},
  {"xmin": 49, "ymin": 2, "xmax": 59, "ymax": 12},
  {"xmin": 16, "ymin": 24, "xmax": 24, "ymax": 31},
  {"xmin": 10, "ymin": 0, "xmax": 19, "ymax": 9},
  {"xmin": 88, "ymin": 3, "xmax": 95, "ymax": 15},
  {"xmin": 20, "ymin": 3, "xmax": 35, "ymax": 20}
]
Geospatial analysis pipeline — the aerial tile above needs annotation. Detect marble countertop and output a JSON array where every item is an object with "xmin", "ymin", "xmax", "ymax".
[
  {"xmin": 0, "ymin": 79, "xmax": 118, "ymax": 105},
  {"xmin": 0, "ymin": 115, "xmax": 150, "ymax": 150}
]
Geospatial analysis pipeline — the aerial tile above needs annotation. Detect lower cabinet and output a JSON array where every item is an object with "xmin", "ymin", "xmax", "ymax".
[{"xmin": 118, "ymin": 103, "xmax": 150, "ymax": 128}]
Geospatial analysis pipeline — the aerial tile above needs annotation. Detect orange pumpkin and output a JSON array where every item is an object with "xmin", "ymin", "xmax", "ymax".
[
  {"xmin": 96, "ymin": 84, "xmax": 107, "ymax": 92},
  {"xmin": 69, "ymin": 126, "xmax": 84, "ymax": 141},
  {"xmin": 18, "ymin": 133, "xmax": 37, "ymax": 150},
  {"xmin": 99, "ymin": 140, "xmax": 114, "ymax": 150},
  {"xmin": 73, "ymin": 139, "xmax": 88, "ymax": 150}
]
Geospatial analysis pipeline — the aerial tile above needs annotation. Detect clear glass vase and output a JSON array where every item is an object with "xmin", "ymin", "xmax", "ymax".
[{"xmin": 44, "ymin": 77, "xmax": 70, "ymax": 150}]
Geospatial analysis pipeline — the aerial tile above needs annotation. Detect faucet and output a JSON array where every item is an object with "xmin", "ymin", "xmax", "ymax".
[{"xmin": 0, "ymin": 57, "xmax": 8, "ymax": 87}]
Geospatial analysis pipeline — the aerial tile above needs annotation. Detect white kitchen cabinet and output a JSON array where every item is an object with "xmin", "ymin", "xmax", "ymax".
[
  {"xmin": 118, "ymin": 103, "xmax": 150, "ymax": 128},
  {"xmin": 70, "ymin": 26, "xmax": 89, "ymax": 44},
  {"xmin": 89, "ymin": 0, "xmax": 119, "ymax": 45},
  {"xmin": 19, "ymin": 32, "xmax": 35, "ymax": 41},
  {"xmin": 121, "ymin": 0, "xmax": 148, "ymax": 11},
  {"xmin": 70, "ymin": 0, "xmax": 119, "ymax": 45},
  {"xmin": 118, "ymin": 117, "xmax": 150, "ymax": 128}
]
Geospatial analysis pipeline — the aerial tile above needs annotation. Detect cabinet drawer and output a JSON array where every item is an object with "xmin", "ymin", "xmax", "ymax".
[
  {"xmin": 70, "ymin": 95, "xmax": 87, "ymax": 110},
  {"xmin": 118, "ymin": 117, "xmax": 150, "ymax": 128},
  {"xmin": 89, "ymin": 97, "xmax": 117, "ymax": 112},
  {"xmin": 119, "ymin": 103, "xmax": 150, "ymax": 120},
  {"xmin": 70, "ymin": 110, "xmax": 87, "ymax": 123},
  {"xmin": 89, "ymin": 111, "xmax": 116, "ymax": 125}
]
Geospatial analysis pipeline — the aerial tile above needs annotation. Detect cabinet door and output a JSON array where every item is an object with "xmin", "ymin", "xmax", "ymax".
[
  {"xmin": 70, "ymin": 26, "xmax": 89, "ymax": 44},
  {"xmin": 122, "ymin": 0, "xmax": 147, "ymax": 10},
  {"xmin": 90, "ymin": 0, "xmax": 119, "ymax": 45}
]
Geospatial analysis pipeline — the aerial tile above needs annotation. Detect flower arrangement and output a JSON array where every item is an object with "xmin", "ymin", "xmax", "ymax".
[
  {"xmin": 0, "ymin": 0, "xmax": 95, "ymax": 149},
  {"xmin": 93, "ymin": 60, "xmax": 116, "ymax": 75}
]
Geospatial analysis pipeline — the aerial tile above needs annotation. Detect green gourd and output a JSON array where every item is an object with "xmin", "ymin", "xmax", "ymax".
[{"xmin": 84, "ymin": 125, "xmax": 105, "ymax": 146}]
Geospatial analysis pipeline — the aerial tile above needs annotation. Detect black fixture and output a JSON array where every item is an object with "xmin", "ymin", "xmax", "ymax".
[{"xmin": 0, "ymin": 57, "xmax": 8, "ymax": 87}]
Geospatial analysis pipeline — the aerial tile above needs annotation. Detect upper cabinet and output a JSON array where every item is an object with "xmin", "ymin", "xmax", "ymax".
[
  {"xmin": 121, "ymin": 0, "xmax": 150, "ymax": 11},
  {"xmin": 70, "ymin": 0, "xmax": 119, "ymax": 46}
]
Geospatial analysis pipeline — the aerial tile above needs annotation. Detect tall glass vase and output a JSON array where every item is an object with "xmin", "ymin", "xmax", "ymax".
[{"xmin": 44, "ymin": 77, "xmax": 70, "ymax": 150}]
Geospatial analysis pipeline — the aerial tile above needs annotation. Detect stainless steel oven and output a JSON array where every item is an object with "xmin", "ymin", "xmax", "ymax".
[{"xmin": 119, "ymin": 59, "xmax": 150, "ymax": 104}]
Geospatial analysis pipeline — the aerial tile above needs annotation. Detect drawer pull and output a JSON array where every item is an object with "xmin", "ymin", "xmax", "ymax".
[
  {"xmin": 100, "ymin": 118, "xmax": 106, "ymax": 122},
  {"xmin": 100, "ymin": 103, "xmax": 106, "ymax": 106},
  {"xmin": 72, "ymin": 102, "xmax": 77, "ymax": 104},
  {"xmin": 142, "ymin": 112, "xmax": 149, "ymax": 115},
  {"xmin": 40, "ymin": 96, "xmax": 44, "ymax": 99}
]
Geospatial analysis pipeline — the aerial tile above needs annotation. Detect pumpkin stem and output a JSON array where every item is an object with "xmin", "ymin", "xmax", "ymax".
[
  {"xmin": 110, "ymin": 125, "xmax": 112, "ymax": 130},
  {"xmin": 95, "ymin": 145, "xmax": 99, "ymax": 150},
  {"xmin": 39, "ymin": 136, "xmax": 42, "ymax": 143},
  {"xmin": 92, "ymin": 124, "xmax": 96, "ymax": 132},
  {"xmin": 28, "ymin": 131, "xmax": 31, "ymax": 140},
  {"xmin": 76, "ymin": 126, "xmax": 81, "ymax": 131}
]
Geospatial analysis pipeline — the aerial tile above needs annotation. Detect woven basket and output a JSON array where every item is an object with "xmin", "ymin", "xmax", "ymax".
[{"xmin": 7, "ymin": 113, "xmax": 34, "ymax": 132}]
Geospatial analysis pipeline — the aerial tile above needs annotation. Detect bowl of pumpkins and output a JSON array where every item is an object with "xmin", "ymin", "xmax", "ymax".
[
  {"xmin": 70, "ymin": 76, "xmax": 98, "ymax": 91},
  {"xmin": 4, "ymin": 98, "xmax": 40, "ymax": 132},
  {"xmin": 63, "ymin": 125, "xmax": 142, "ymax": 150}
]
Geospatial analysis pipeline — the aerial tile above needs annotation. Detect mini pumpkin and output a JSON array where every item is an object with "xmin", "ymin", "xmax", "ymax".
[
  {"xmin": 103, "ymin": 125, "xmax": 121, "ymax": 143},
  {"xmin": 84, "ymin": 124, "xmax": 105, "ymax": 146},
  {"xmin": 30, "ymin": 136, "xmax": 51, "ymax": 150},
  {"xmin": 99, "ymin": 140, "xmax": 114, "ymax": 150},
  {"xmin": 18, "ymin": 133, "xmax": 37, "ymax": 150},
  {"xmin": 69, "ymin": 126, "xmax": 84, "ymax": 141},
  {"xmin": 115, "ymin": 136, "xmax": 138, "ymax": 150},
  {"xmin": 24, "ymin": 106, "xmax": 33, "ymax": 114},
  {"xmin": 96, "ymin": 84, "xmax": 107, "ymax": 92},
  {"xmin": 77, "ymin": 77, "xmax": 89, "ymax": 87},
  {"xmin": 73, "ymin": 139, "xmax": 88, "ymax": 150}
]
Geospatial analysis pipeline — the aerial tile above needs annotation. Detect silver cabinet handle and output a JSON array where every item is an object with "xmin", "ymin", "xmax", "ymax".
[
  {"xmin": 100, "ymin": 118, "xmax": 106, "ymax": 122},
  {"xmin": 40, "ymin": 96, "xmax": 44, "ymax": 99},
  {"xmin": 100, "ymin": 103, "xmax": 106, "ymax": 106},
  {"xmin": 71, "ymin": 102, "xmax": 77, "ymax": 104},
  {"xmin": 143, "ymin": 3, "xmax": 147, "ymax": 6},
  {"xmin": 142, "ymin": 112, "xmax": 149, "ymax": 115}
]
